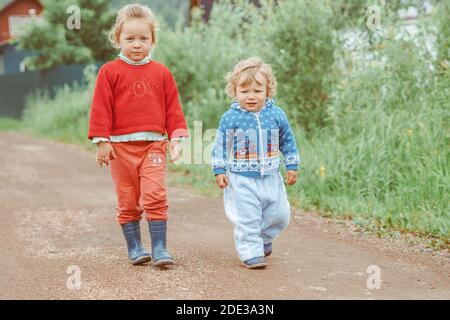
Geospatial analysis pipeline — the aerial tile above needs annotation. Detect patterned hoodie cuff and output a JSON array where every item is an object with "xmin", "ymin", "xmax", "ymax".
[
  {"xmin": 286, "ymin": 164, "xmax": 298, "ymax": 171},
  {"xmin": 285, "ymin": 154, "xmax": 300, "ymax": 171},
  {"xmin": 213, "ymin": 168, "xmax": 226, "ymax": 176}
]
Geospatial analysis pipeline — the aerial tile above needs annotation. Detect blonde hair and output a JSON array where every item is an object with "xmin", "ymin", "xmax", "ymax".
[
  {"xmin": 108, "ymin": 4, "xmax": 158, "ymax": 49},
  {"xmin": 225, "ymin": 57, "xmax": 277, "ymax": 98}
]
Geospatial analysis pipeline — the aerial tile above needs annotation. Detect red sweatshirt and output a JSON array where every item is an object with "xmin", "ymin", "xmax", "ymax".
[{"xmin": 88, "ymin": 59, "xmax": 189, "ymax": 140}]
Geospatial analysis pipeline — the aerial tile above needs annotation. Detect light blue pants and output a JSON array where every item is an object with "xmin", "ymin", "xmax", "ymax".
[{"xmin": 224, "ymin": 172, "xmax": 291, "ymax": 261}]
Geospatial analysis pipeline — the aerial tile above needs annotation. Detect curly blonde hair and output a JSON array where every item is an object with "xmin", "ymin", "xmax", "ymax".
[
  {"xmin": 225, "ymin": 57, "xmax": 277, "ymax": 99},
  {"xmin": 108, "ymin": 4, "xmax": 158, "ymax": 49}
]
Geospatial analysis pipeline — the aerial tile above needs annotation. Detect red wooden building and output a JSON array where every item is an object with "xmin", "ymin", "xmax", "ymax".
[
  {"xmin": 190, "ymin": 0, "xmax": 261, "ymax": 21},
  {"xmin": 0, "ymin": 0, "xmax": 43, "ymax": 75}
]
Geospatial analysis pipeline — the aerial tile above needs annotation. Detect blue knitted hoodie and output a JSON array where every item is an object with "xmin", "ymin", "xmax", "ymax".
[{"xmin": 211, "ymin": 99, "xmax": 300, "ymax": 178}]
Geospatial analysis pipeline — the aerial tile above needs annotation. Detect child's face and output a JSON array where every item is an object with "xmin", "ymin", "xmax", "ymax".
[
  {"xmin": 119, "ymin": 18, "xmax": 153, "ymax": 62},
  {"xmin": 235, "ymin": 74, "xmax": 268, "ymax": 112}
]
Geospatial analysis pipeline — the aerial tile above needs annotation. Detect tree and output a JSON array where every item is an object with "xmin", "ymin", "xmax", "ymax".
[{"xmin": 16, "ymin": 0, "xmax": 116, "ymax": 70}]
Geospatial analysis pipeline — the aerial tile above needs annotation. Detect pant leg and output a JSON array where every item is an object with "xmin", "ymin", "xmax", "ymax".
[
  {"xmin": 140, "ymin": 140, "xmax": 168, "ymax": 221},
  {"xmin": 224, "ymin": 173, "xmax": 264, "ymax": 261},
  {"xmin": 109, "ymin": 142, "xmax": 143, "ymax": 225},
  {"xmin": 260, "ymin": 172, "xmax": 291, "ymax": 244}
]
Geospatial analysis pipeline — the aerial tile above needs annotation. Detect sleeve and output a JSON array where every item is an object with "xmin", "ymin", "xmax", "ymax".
[
  {"xmin": 163, "ymin": 69, "xmax": 189, "ymax": 140},
  {"xmin": 91, "ymin": 137, "xmax": 110, "ymax": 144},
  {"xmin": 210, "ymin": 115, "xmax": 233, "ymax": 176},
  {"xmin": 170, "ymin": 136, "xmax": 186, "ymax": 141},
  {"xmin": 87, "ymin": 66, "xmax": 114, "ymax": 140},
  {"xmin": 279, "ymin": 110, "xmax": 300, "ymax": 171}
]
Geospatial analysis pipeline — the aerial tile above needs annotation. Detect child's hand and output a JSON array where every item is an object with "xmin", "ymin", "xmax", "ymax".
[
  {"xmin": 169, "ymin": 140, "xmax": 183, "ymax": 163},
  {"xmin": 215, "ymin": 174, "xmax": 228, "ymax": 189},
  {"xmin": 96, "ymin": 141, "xmax": 116, "ymax": 167},
  {"xmin": 285, "ymin": 170, "xmax": 298, "ymax": 185}
]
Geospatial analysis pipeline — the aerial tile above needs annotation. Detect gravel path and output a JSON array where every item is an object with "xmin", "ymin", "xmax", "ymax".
[{"xmin": 0, "ymin": 132, "xmax": 448, "ymax": 299}]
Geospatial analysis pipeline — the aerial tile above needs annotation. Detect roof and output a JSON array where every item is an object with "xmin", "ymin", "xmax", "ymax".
[
  {"xmin": 0, "ymin": 1, "xmax": 15, "ymax": 14},
  {"xmin": 0, "ymin": 0, "xmax": 42, "ymax": 15}
]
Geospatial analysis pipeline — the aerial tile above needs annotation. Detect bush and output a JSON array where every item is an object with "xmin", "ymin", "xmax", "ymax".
[
  {"xmin": 297, "ymin": 16, "xmax": 449, "ymax": 238},
  {"xmin": 21, "ymin": 65, "xmax": 96, "ymax": 145},
  {"xmin": 155, "ymin": 0, "xmax": 336, "ymax": 131}
]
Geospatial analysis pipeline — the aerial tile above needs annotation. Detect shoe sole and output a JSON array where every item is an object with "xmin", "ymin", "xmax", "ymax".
[
  {"xmin": 264, "ymin": 251, "xmax": 272, "ymax": 257},
  {"xmin": 242, "ymin": 261, "xmax": 267, "ymax": 269},
  {"xmin": 130, "ymin": 255, "xmax": 151, "ymax": 265},
  {"xmin": 154, "ymin": 259, "xmax": 174, "ymax": 266}
]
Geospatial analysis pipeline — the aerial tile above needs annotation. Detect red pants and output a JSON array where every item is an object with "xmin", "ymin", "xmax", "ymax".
[{"xmin": 109, "ymin": 141, "xmax": 168, "ymax": 225}]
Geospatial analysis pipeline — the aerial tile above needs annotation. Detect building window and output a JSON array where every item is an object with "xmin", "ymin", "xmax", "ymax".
[{"xmin": 9, "ymin": 15, "xmax": 43, "ymax": 38}]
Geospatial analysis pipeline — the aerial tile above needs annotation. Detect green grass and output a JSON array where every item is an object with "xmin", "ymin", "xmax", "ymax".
[{"xmin": 0, "ymin": 118, "xmax": 22, "ymax": 131}]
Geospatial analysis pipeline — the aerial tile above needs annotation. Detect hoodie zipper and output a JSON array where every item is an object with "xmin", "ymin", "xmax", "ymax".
[{"xmin": 253, "ymin": 108, "xmax": 265, "ymax": 176}]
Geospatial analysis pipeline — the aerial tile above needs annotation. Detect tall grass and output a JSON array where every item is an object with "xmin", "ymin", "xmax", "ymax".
[{"xmin": 21, "ymin": 66, "xmax": 96, "ymax": 147}]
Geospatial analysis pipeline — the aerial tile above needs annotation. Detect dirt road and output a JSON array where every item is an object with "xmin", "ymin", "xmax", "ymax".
[{"xmin": 0, "ymin": 131, "xmax": 448, "ymax": 299}]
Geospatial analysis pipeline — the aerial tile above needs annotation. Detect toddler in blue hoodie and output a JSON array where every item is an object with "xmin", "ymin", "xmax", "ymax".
[{"xmin": 211, "ymin": 57, "xmax": 301, "ymax": 269}]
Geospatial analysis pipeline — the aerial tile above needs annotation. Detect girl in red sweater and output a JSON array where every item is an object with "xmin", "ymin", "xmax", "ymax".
[{"xmin": 88, "ymin": 4, "xmax": 189, "ymax": 267}]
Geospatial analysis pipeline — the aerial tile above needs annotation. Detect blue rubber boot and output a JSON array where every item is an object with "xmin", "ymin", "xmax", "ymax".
[
  {"xmin": 121, "ymin": 221, "xmax": 151, "ymax": 265},
  {"xmin": 243, "ymin": 257, "xmax": 267, "ymax": 269},
  {"xmin": 148, "ymin": 220, "xmax": 174, "ymax": 266},
  {"xmin": 264, "ymin": 243, "xmax": 272, "ymax": 257}
]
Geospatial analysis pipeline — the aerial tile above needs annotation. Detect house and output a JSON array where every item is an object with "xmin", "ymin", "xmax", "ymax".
[
  {"xmin": 0, "ymin": 0, "xmax": 43, "ymax": 75},
  {"xmin": 189, "ymin": 0, "xmax": 214, "ymax": 21},
  {"xmin": 189, "ymin": 0, "xmax": 261, "ymax": 21}
]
